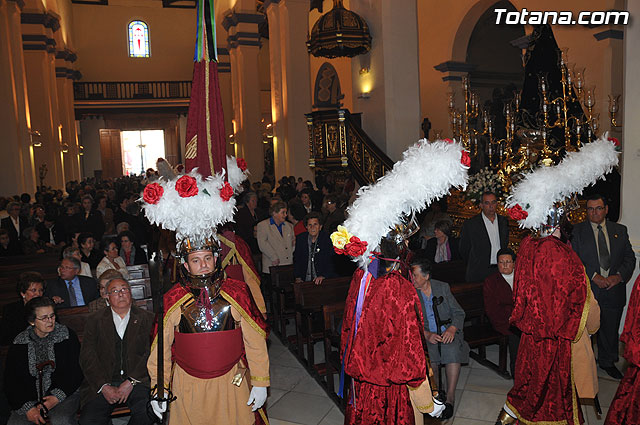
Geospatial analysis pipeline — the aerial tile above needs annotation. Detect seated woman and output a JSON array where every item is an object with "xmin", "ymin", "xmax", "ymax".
[
  {"xmin": 96, "ymin": 237, "xmax": 130, "ymax": 280},
  {"xmin": 4, "ymin": 297, "xmax": 83, "ymax": 425},
  {"xmin": 21, "ymin": 227, "xmax": 47, "ymax": 255},
  {"xmin": 0, "ymin": 272, "xmax": 45, "ymax": 345},
  {"xmin": 425, "ymin": 220, "xmax": 460, "ymax": 263},
  {"xmin": 410, "ymin": 255, "xmax": 469, "ymax": 420},
  {"xmin": 118, "ymin": 230, "xmax": 147, "ymax": 266},
  {"xmin": 78, "ymin": 232, "xmax": 101, "ymax": 269}
]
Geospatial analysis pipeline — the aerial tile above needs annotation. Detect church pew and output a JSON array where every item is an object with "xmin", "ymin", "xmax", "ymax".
[
  {"xmin": 322, "ymin": 301, "xmax": 345, "ymax": 398},
  {"xmin": 269, "ymin": 264, "xmax": 296, "ymax": 341},
  {"xmin": 292, "ymin": 277, "xmax": 351, "ymax": 372}
]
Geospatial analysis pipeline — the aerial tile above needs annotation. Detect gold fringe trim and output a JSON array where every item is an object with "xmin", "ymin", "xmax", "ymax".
[
  {"xmin": 220, "ymin": 290, "xmax": 267, "ymax": 338},
  {"xmin": 573, "ymin": 269, "xmax": 592, "ymax": 343},
  {"xmin": 414, "ymin": 401, "xmax": 434, "ymax": 411},
  {"xmin": 150, "ymin": 293, "xmax": 192, "ymax": 352},
  {"xmin": 505, "ymin": 401, "xmax": 568, "ymax": 425}
]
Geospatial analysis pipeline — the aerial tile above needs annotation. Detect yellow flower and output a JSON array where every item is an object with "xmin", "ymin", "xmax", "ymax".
[{"xmin": 331, "ymin": 225, "xmax": 353, "ymax": 250}]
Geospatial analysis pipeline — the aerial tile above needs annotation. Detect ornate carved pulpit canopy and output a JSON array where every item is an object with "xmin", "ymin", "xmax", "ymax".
[{"xmin": 307, "ymin": 0, "xmax": 371, "ymax": 58}]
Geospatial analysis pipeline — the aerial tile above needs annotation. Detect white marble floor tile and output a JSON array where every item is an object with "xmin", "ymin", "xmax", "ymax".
[
  {"xmin": 318, "ymin": 405, "xmax": 345, "ymax": 425},
  {"xmin": 268, "ymin": 419, "xmax": 306, "ymax": 425},
  {"xmin": 464, "ymin": 368, "xmax": 513, "ymax": 395},
  {"xmin": 596, "ymin": 376, "xmax": 622, "ymax": 408},
  {"xmin": 267, "ymin": 387, "xmax": 288, "ymax": 407},
  {"xmin": 270, "ymin": 364, "xmax": 307, "ymax": 391},
  {"xmin": 291, "ymin": 372, "xmax": 327, "ymax": 397},
  {"xmin": 583, "ymin": 404, "xmax": 608, "ymax": 425},
  {"xmin": 268, "ymin": 391, "xmax": 335, "ymax": 425},
  {"xmin": 451, "ymin": 418, "xmax": 495, "ymax": 425},
  {"xmin": 454, "ymin": 390, "xmax": 506, "ymax": 421},
  {"xmin": 271, "ymin": 347, "xmax": 305, "ymax": 368},
  {"xmin": 456, "ymin": 365, "xmax": 471, "ymax": 390}
]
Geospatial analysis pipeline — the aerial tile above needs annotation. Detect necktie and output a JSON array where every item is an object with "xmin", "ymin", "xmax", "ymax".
[
  {"xmin": 67, "ymin": 281, "xmax": 78, "ymax": 307},
  {"xmin": 597, "ymin": 224, "xmax": 610, "ymax": 271}
]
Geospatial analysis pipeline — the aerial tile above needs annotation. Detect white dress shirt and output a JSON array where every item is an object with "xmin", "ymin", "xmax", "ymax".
[
  {"xmin": 501, "ymin": 272, "xmax": 514, "ymax": 290},
  {"xmin": 482, "ymin": 212, "xmax": 501, "ymax": 265},
  {"xmin": 111, "ymin": 308, "xmax": 131, "ymax": 339}
]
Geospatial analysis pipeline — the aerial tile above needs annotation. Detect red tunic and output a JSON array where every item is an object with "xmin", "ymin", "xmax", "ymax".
[
  {"xmin": 605, "ymin": 275, "xmax": 640, "ymax": 424},
  {"xmin": 341, "ymin": 269, "xmax": 427, "ymax": 425},
  {"xmin": 506, "ymin": 236, "xmax": 589, "ymax": 425}
]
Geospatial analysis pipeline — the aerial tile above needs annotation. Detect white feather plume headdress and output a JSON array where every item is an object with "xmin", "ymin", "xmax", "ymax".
[
  {"xmin": 141, "ymin": 156, "xmax": 249, "ymax": 246},
  {"xmin": 332, "ymin": 139, "xmax": 470, "ymax": 266},
  {"xmin": 506, "ymin": 133, "xmax": 619, "ymax": 229}
]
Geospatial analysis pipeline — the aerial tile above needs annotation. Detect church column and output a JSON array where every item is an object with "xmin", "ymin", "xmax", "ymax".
[
  {"xmin": 350, "ymin": 0, "xmax": 421, "ymax": 161},
  {"xmin": 223, "ymin": 8, "xmax": 265, "ymax": 180},
  {"xmin": 22, "ymin": 5, "xmax": 65, "ymax": 189},
  {"xmin": 266, "ymin": 0, "xmax": 313, "ymax": 182},
  {"xmin": 0, "ymin": 0, "xmax": 37, "ymax": 196},
  {"xmin": 56, "ymin": 50, "xmax": 81, "ymax": 182}
]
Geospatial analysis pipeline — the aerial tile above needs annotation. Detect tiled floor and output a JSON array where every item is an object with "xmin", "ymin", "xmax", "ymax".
[{"xmin": 116, "ymin": 335, "xmax": 627, "ymax": 424}]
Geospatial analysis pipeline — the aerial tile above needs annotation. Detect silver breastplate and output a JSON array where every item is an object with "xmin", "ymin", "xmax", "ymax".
[{"xmin": 179, "ymin": 285, "xmax": 237, "ymax": 333}]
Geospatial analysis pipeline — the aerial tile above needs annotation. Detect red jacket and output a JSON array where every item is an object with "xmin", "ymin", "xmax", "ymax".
[{"xmin": 483, "ymin": 271, "xmax": 514, "ymax": 335}]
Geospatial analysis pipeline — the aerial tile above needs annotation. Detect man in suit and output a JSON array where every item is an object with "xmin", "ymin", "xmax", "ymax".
[
  {"xmin": 571, "ymin": 194, "xmax": 636, "ymax": 379},
  {"xmin": 293, "ymin": 212, "xmax": 337, "ymax": 284},
  {"xmin": 79, "ymin": 277, "xmax": 154, "ymax": 425},
  {"xmin": 459, "ymin": 191, "xmax": 510, "ymax": 282},
  {"xmin": 256, "ymin": 200, "xmax": 295, "ymax": 274},
  {"xmin": 483, "ymin": 247, "xmax": 519, "ymax": 378},
  {"xmin": 1, "ymin": 201, "xmax": 28, "ymax": 246},
  {"xmin": 45, "ymin": 257, "xmax": 100, "ymax": 308},
  {"xmin": 36, "ymin": 214, "xmax": 66, "ymax": 250}
]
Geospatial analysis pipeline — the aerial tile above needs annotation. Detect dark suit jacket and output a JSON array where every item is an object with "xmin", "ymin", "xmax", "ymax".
[
  {"xmin": 483, "ymin": 271, "xmax": 514, "ymax": 335},
  {"xmin": 44, "ymin": 276, "xmax": 100, "ymax": 308},
  {"xmin": 36, "ymin": 222, "xmax": 66, "ymax": 245},
  {"xmin": 1, "ymin": 216, "xmax": 28, "ymax": 243},
  {"xmin": 79, "ymin": 304, "xmax": 154, "ymax": 407},
  {"xmin": 293, "ymin": 231, "xmax": 337, "ymax": 280},
  {"xmin": 571, "ymin": 220, "xmax": 636, "ymax": 308},
  {"xmin": 425, "ymin": 237, "xmax": 461, "ymax": 263},
  {"xmin": 234, "ymin": 206, "xmax": 265, "ymax": 255},
  {"xmin": 74, "ymin": 210, "xmax": 105, "ymax": 241},
  {"xmin": 459, "ymin": 213, "xmax": 509, "ymax": 282}
]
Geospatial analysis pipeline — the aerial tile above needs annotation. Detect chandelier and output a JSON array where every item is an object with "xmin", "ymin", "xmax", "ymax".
[{"xmin": 307, "ymin": 0, "xmax": 371, "ymax": 59}]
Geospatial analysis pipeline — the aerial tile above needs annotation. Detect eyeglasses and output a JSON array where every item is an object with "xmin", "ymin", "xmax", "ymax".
[
  {"xmin": 35, "ymin": 313, "xmax": 56, "ymax": 321},
  {"xmin": 59, "ymin": 266, "xmax": 77, "ymax": 271},
  {"xmin": 586, "ymin": 206, "xmax": 605, "ymax": 212},
  {"xmin": 107, "ymin": 287, "xmax": 131, "ymax": 296}
]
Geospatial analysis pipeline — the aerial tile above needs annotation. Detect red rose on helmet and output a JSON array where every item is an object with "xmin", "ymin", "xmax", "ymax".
[
  {"xmin": 444, "ymin": 138, "xmax": 454, "ymax": 144},
  {"xmin": 460, "ymin": 150, "xmax": 471, "ymax": 167},
  {"xmin": 344, "ymin": 236, "xmax": 368, "ymax": 257},
  {"xmin": 236, "ymin": 158, "xmax": 248, "ymax": 172},
  {"xmin": 175, "ymin": 175, "xmax": 199, "ymax": 198},
  {"xmin": 220, "ymin": 182, "xmax": 234, "ymax": 201},
  {"xmin": 608, "ymin": 137, "xmax": 621, "ymax": 151},
  {"xmin": 143, "ymin": 183, "xmax": 164, "ymax": 205},
  {"xmin": 334, "ymin": 247, "xmax": 345, "ymax": 255},
  {"xmin": 508, "ymin": 204, "xmax": 528, "ymax": 221}
]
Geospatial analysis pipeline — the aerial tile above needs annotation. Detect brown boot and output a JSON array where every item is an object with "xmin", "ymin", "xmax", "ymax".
[{"xmin": 495, "ymin": 408, "xmax": 517, "ymax": 425}]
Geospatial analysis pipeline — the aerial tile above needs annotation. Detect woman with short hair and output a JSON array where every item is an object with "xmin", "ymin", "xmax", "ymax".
[
  {"xmin": 118, "ymin": 230, "xmax": 147, "ymax": 266},
  {"xmin": 0, "ymin": 272, "xmax": 45, "ymax": 345},
  {"xmin": 4, "ymin": 297, "xmax": 83, "ymax": 425},
  {"xmin": 96, "ymin": 238, "xmax": 129, "ymax": 280}
]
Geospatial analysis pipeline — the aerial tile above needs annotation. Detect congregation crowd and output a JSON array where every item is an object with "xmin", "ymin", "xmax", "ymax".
[{"xmin": 0, "ymin": 170, "xmax": 638, "ymax": 424}]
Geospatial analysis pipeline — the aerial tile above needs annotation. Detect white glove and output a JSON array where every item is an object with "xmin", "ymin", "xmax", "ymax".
[
  {"xmin": 427, "ymin": 398, "xmax": 446, "ymax": 418},
  {"xmin": 150, "ymin": 400, "xmax": 166, "ymax": 420},
  {"xmin": 246, "ymin": 386, "xmax": 267, "ymax": 412}
]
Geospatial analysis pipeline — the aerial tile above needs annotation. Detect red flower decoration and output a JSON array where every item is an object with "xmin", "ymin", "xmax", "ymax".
[
  {"xmin": 344, "ymin": 236, "xmax": 368, "ymax": 257},
  {"xmin": 143, "ymin": 183, "xmax": 164, "ymax": 205},
  {"xmin": 334, "ymin": 247, "xmax": 345, "ymax": 255},
  {"xmin": 444, "ymin": 138, "xmax": 454, "ymax": 144},
  {"xmin": 236, "ymin": 158, "xmax": 248, "ymax": 172},
  {"xmin": 460, "ymin": 150, "xmax": 471, "ymax": 167},
  {"xmin": 175, "ymin": 175, "xmax": 199, "ymax": 198},
  {"xmin": 220, "ymin": 182, "xmax": 234, "ymax": 201},
  {"xmin": 607, "ymin": 137, "xmax": 620, "ymax": 148},
  {"xmin": 508, "ymin": 204, "xmax": 528, "ymax": 221}
]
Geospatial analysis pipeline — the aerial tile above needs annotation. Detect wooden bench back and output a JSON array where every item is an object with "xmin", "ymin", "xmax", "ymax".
[
  {"xmin": 431, "ymin": 260, "xmax": 466, "ymax": 285},
  {"xmin": 0, "ymin": 253, "xmax": 61, "ymax": 314},
  {"xmin": 293, "ymin": 277, "xmax": 351, "ymax": 309},
  {"xmin": 450, "ymin": 281, "xmax": 485, "ymax": 320},
  {"xmin": 269, "ymin": 264, "xmax": 295, "ymax": 289}
]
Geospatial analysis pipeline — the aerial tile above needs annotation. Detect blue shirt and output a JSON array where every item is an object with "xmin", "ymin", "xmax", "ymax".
[
  {"xmin": 416, "ymin": 289, "xmax": 445, "ymax": 334},
  {"xmin": 269, "ymin": 217, "xmax": 284, "ymax": 236},
  {"xmin": 65, "ymin": 276, "xmax": 86, "ymax": 306}
]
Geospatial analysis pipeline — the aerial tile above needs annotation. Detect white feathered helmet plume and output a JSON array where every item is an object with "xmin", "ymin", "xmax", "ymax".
[
  {"xmin": 141, "ymin": 156, "xmax": 249, "ymax": 255},
  {"xmin": 331, "ymin": 139, "xmax": 470, "ymax": 267},
  {"xmin": 505, "ymin": 133, "xmax": 619, "ymax": 233}
]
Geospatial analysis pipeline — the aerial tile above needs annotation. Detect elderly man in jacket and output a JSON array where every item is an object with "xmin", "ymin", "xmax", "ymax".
[{"xmin": 79, "ymin": 277, "xmax": 154, "ymax": 425}]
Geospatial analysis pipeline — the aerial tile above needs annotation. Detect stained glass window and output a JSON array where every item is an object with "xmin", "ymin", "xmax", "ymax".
[{"xmin": 128, "ymin": 21, "xmax": 150, "ymax": 58}]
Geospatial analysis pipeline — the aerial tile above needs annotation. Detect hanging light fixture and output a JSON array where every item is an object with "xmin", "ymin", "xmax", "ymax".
[{"xmin": 307, "ymin": 0, "xmax": 371, "ymax": 59}]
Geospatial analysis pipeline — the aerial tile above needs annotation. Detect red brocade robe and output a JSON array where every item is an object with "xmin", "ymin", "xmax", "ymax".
[
  {"xmin": 605, "ymin": 274, "xmax": 640, "ymax": 425},
  {"xmin": 148, "ymin": 278, "xmax": 269, "ymax": 425},
  {"xmin": 341, "ymin": 269, "xmax": 435, "ymax": 425},
  {"xmin": 506, "ymin": 236, "xmax": 590, "ymax": 425}
]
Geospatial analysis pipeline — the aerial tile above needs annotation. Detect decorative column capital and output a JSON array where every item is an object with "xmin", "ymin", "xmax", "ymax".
[
  {"xmin": 222, "ymin": 10, "xmax": 264, "ymax": 49},
  {"xmin": 433, "ymin": 61, "xmax": 476, "ymax": 82},
  {"xmin": 5, "ymin": 0, "xmax": 26, "ymax": 10}
]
